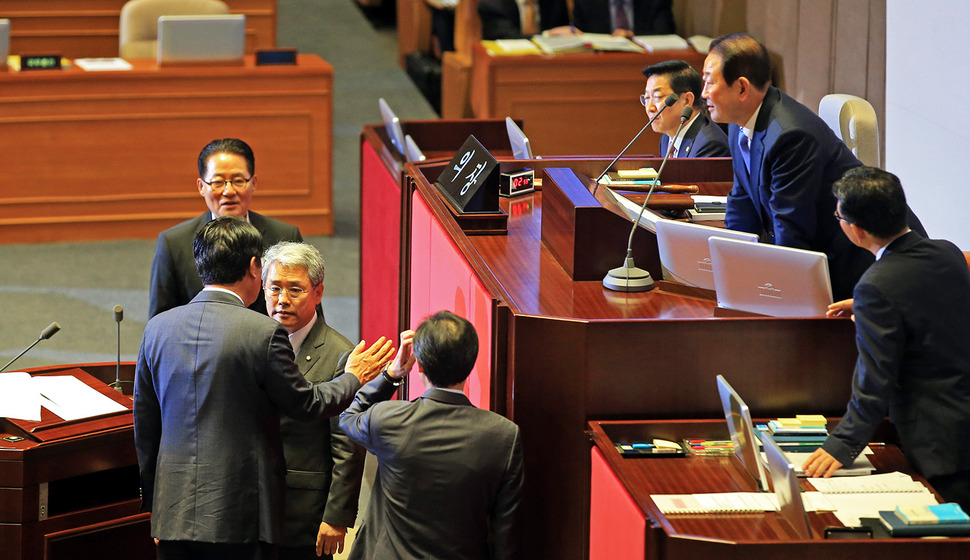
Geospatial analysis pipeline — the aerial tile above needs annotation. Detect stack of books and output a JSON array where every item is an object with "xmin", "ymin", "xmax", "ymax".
[
  {"xmin": 757, "ymin": 415, "xmax": 829, "ymax": 452},
  {"xmin": 598, "ymin": 168, "xmax": 659, "ymax": 187},
  {"xmin": 878, "ymin": 503, "xmax": 970, "ymax": 537}
]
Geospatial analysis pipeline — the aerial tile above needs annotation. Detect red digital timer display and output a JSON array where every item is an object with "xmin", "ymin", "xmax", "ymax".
[{"xmin": 500, "ymin": 168, "xmax": 535, "ymax": 198}]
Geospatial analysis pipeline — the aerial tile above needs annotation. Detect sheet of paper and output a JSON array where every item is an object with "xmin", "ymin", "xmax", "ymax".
[
  {"xmin": 607, "ymin": 188, "xmax": 660, "ymax": 233},
  {"xmin": 0, "ymin": 371, "xmax": 42, "ymax": 421},
  {"xmin": 74, "ymin": 58, "xmax": 133, "ymax": 71},
  {"xmin": 824, "ymin": 491, "xmax": 938, "ymax": 526},
  {"xmin": 31, "ymin": 375, "xmax": 128, "ymax": 421}
]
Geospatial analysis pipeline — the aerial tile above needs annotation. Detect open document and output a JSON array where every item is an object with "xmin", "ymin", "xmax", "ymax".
[{"xmin": 1, "ymin": 374, "xmax": 128, "ymax": 422}]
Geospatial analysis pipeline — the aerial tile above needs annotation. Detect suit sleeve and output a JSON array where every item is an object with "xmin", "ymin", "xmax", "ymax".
[
  {"xmin": 262, "ymin": 326, "xmax": 361, "ymax": 421},
  {"xmin": 148, "ymin": 233, "xmax": 178, "ymax": 319},
  {"xmin": 339, "ymin": 376, "xmax": 400, "ymax": 451},
  {"xmin": 479, "ymin": 0, "xmax": 525, "ymax": 40},
  {"xmin": 490, "ymin": 427, "xmax": 525, "ymax": 560},
  {"xmin": 763, "ymin": 129, "xmax": 827, "ymax": 250},
  {"xmin": 725, "ymin": 174, "xmax": 762, "ymax": 235},
  {"xmin": 691, "ymin": 129, "xmax": 731, "ymax": 158},
  {"xmin": 822, "ymin": 281, "xmax": 904, "ymax": 466},
  {"xmin": 323, "ymin": 350, "xmax": 366, "ymax": 528},
  {"xmin": 133, "ymin": 334, "xmax": 161, "ymax": 513}
]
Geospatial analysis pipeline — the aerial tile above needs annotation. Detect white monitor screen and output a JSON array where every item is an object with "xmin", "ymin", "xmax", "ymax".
[
  {"xmin": 0, "ymin": 20, "xmax": 9, "ymax": 65},
  {"xmin": 716, "ymin": 375, "xmax": 770, "ymax": 492},
  {"xmin": 404, "ymin": 134, "xmax": 426, "ymax": 162},
  {"xmin": 709, "ymin": 237, "xmax": 833, "ymax": 317},
  {"xmin": 157, "ymin": 15, "xmax": 245, "ymax": 65},
  {"xmin": 762, "ymin": 433, "xmax": 814, "ymax": 539},
  {"xmin": 505, "ymin": 117, "xmax": 533, "ymax": 160},
  {"xmin": 655, "ymin": 220, "xmax": 758, "ymax": 290},
  {"xmin": 379, "ymin": 98, "xmax": 406, "ymax": 156}
]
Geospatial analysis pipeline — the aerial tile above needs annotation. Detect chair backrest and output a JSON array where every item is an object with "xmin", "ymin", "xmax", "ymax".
[
  {"xmin": 818, "ymin": 93, "xmax": 880, "ymax": 167},
  {"xmin": 119, "ymin": 0, "xmax": 230, "ymax": 59}
]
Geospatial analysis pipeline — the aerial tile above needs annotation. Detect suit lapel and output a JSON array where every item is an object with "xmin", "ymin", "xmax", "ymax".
[
  {"xmin": 748, "ymin": 88, "xmax": 779, "ymax": 220},
  {"xmin": 297, "ymin": 314, "xmax": 328, "ymax": 375},
  {"xmin": 678, "ymin": 117, "xmax": 702, "ymax": 157}
]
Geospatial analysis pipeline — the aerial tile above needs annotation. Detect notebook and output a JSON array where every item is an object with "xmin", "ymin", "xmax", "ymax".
[
  {"xmin": 709, "ymin": 237, "xmax": 833, "ymax": 317},
  {"xmin": 157, "ymin": 15, "xmax": 245, "ymax": 66},
  {"xmin": 655, "ymin": 220, "xmax": 758, "ymax": 290}
]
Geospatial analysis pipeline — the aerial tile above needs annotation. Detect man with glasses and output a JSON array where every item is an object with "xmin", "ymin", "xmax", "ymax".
[
  {"xmin": 641, "ymin": 60, "xmax": 729, "ymax": 158},
  {"xmin": 149, "ymin": 138, "xmax": 303, "ymax": 317},
  {"xmin": 261, "ymin": 241, "xmax": 364, "ymax": 560}
]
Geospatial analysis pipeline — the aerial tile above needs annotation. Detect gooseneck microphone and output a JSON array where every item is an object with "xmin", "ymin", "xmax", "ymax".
[
  {"xmin": 109, "ymin": 305, "xmax": 126, "ymax": 393},
  {"xmin": 1, "ymin": 322, "xmax": 61, "ymax": 372},
  {"xmin": 594, "ymin": 93, "xmax": 679, "ymax": 188},
  {"xmin": 603, "ymin": 106, "xmax": 694, "ymax": 292}
]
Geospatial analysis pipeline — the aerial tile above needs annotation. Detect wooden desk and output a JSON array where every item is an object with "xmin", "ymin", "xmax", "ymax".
[
  {"xmin": 587, "ymin": 419, "xmax": 970, "ymax": 560},
  {"xmin": 0, "ymin": 54, "xmax": 334, "ymax": 244},
  {"xmin": 401, "ymin": 159, "xmax": 860, "ymax": 560},
  {"xmin": 453, "ymin": 43, "xmax": 706, "ymax": 155},
  {"xmin": 0, "ymin": 0, "xmax": 276, "ymax": 59},
  {"xmin": 0, "ymin": 362, "xmax": 149, "ymax": 560}
]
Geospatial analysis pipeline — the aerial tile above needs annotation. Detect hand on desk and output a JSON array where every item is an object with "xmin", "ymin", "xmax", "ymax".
[
  {"xmin": 316, "ymin": 522, "xmax": 348, "ymax": 557},
  {"xmin": 544, "ymin": 25, "xmax": 582, "ymax": 36},
  {"xmin": 827, "ymin": 298, "xmax": 854, "ymax": 321},
  {"xmin": 802, "ymin": 448, "xmax": 843, "ymax": 478},
  {"xmin": 346, "ymin": 337, "xmax": 396, "ymax": 385}
]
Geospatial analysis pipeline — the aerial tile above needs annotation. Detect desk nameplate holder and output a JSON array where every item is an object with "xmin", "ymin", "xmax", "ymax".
[{"xmin": 433, "ymin": 134, "xmax": 507, "ymax": 235}]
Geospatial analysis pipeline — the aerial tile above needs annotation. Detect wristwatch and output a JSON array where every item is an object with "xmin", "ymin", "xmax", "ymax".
[{"xmin": 382, "ymin": 366, "xmax": 404, "ymax": 387}]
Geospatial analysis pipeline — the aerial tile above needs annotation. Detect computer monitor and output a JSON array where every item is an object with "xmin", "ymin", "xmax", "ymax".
[
  {"xmin": 0, "ymin": 19, "xmax": 9, "ymax": 68},
  {"xmin": 655, "ymin": 220, "xmax": 759, "ymax": 290},
  {"xmin": 505, "ymin": 117, "xmax": 534, "ymax": 160},
  {"xmin": 404, "ymin": 134, "xmax": 426, "ymax": 162},
  {"xmin": 709, "ymin": 237, "xmax": 833, "ymax": 317},
  {"xmin": 762, "ymin": 433, "xmax": 814, "ymax": 539},
  {"xmin": 379, "ymin": 98, "xmax": 406, "ymax": 156},
  {"xmin": 157, "ymin": 15, "xmax": 245, "ymax": 66},
  {"xmin": 716, "ymin": 375, "xmax": 771, "ymax": 492}
]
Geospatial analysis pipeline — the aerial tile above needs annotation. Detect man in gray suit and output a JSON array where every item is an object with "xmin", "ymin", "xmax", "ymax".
[
  {"xmin": 262, "ymin": 241, "xmax": 364, "ymax": 559},
  {"xmin": 149, "ymin": 137, "xmax": 303, "ymax": 318},
  {"xmin": 134, "ymin": 217, "xmax": 394, "ymax": 560},
  {"xmin": 340, "ymin": 311, "xmax": 524, "ymax": 560}
]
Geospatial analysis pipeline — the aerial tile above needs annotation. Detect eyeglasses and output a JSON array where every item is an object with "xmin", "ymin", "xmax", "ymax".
[
  {"xmin": 264, "ymin": 285, "xmax": 311, "ymax": 299},
  {"xmin": 639, "ymin": 92, "xmax": 680, "ymax": 107},
  {"xmin": 202, "ymin": 176, "xmax": 252, "ymax": 192},
  {"xmin": 833, "ymin": 210, "xmax": 850, "ymax": 223}
]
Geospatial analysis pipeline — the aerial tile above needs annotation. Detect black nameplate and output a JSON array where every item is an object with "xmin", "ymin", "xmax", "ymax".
[
  {"xmin": 20, "ymin": 54, "xmax": 61, "ymax": 71},
  {"xmin": 255, "ymin": 48, "xmax": 298, "ymax": 65},
  {"xmin": 434, "ymin": 135, "xmax": 500, "ymax": 214}
]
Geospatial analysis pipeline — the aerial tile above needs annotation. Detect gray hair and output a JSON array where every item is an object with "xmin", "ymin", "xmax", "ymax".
[{"xmin": 261, "ymin": 241, "xmax": 325, "ymax": 286}]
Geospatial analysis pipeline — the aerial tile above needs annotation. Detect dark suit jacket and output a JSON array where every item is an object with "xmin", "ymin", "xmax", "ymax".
[
  {"xmin": 149, "ymin": 211, "xmax": 302, "ymax": 318},
  {"xmin": 571, "ymin": 0, "xmax": 674, "ymax": 35},
  {"xmin": 339, "ymin": 379, "xmax": 524, "ymax": 560},
  {"xmin": 822, "ymin": 232, "xmax": 970, "ymax": 479},
  {"xmin": 659, "ymin": 114, "xmax": 730, "ymax": 158},
  {"xmin": 134, "ymin": 290, "xmax": 361, "ymax": 544},
  {"xmin": 478, "ymin": 0, "xmax": 570, "ymax": 40},
  {"xmin": 280, "ymin": 315, "xmax": 365, "ymax": 546}
]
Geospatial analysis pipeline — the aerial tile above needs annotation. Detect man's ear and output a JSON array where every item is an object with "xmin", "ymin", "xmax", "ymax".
[{"xmin": 249, "ymin": 256, "xmax": 262, "ymax": 279}]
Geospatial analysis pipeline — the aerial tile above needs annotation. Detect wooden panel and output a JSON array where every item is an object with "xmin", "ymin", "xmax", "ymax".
[
  {"xmin": 0, "ymin": 0, "xmax": 276, "ymax": 58},
  {"xmin": 0, "ymin": 55, "xmax": 333, "ymax": 243}
]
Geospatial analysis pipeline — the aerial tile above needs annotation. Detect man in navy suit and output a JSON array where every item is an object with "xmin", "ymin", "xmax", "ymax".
[
  {"xmin": 135, "ymin": 217, "xmax": 393, "ymax": 560},
  {"xmin": 149, "ymin": 138, "xmax": 303, "ymax": 318},
  {"xmin": 802, "ymin": 167, "xmax": 970, "ymax": 510},
  {"xmin": 571, "ymin": 0, "xmax": 674, "ymax": 38},
  {"xmin": 642, "ymin": 60, "xmax": 729, "ymax": 158},
  {"xmin": 340, "ymin": 311, "xmax": 524, "ymax": 560}
]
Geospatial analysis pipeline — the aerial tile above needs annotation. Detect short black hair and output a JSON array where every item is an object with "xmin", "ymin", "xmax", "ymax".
[
  {"xmin": 193, "ymin": 216, "xmax": 264, "ymax": 285},
  {"xmin": 642, "ymin": 60, "xmax": 705, "ymax": 112},
  {"xmin": 413, "ymin": 311, "xmax": 478, "ymax": 388},
  {"xmin": 198, "ymin": 138, "xmax": 256, "ymax": 178},
  {"xmin": 709, "ymin": 33, "xmax": 772, "ymax": 90},
  {"xmin": 832, "ymin": 166, "xmax": 908, "ymax": 238}
]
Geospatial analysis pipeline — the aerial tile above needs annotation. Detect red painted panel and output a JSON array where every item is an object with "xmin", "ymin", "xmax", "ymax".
[
  {"xmin": 589, "ymin": 446, "xmax": 646, "ymax": 560},
  {"xmin": 360, "ymin": 141, "xmax": 402, "ymax": 345}
]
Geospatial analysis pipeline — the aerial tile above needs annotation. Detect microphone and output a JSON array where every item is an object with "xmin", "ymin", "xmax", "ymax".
[
  {"xmin": 603, "ymin": 106, "xmax": 694, "ymax": 292},
  {"xmin": 594, "ymin": 93, "xmax": 679, "ymax": 188},
  {"xmin": 110, "ymin": 305, "xmax": 126, "ymax": 393},
  {"xmin": 1, "ymin": 322, "xmax": 61, "ymax": 372}
]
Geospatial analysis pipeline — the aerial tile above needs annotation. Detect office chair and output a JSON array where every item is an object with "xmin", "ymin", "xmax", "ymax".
[
  {"xmin": 119, "ymin": 0, "xmax": 230, "ymax": 59},
  {"xmin": 818, "ymin": 93, "xmax": 881, "ymax": 168}
]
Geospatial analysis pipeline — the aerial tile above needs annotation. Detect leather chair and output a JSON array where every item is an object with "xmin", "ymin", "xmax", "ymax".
[
  {"xmin": 119, "ymin": 0, "xmax": 230, "ymax": 59},
  {"xmin": 818, "ymin": 93, "xmax": 881, "ymax": 168}
]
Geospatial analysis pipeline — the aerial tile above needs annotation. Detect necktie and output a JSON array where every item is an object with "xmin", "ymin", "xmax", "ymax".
[
  {"xmin": 614, "ymin": 0, "xmax": 630, "ymax": 31},
  {"xmin": 738, "ymin": 131, "xmax": 751, "ymax": 173},
  {"xmin": 522, "ymin": 0, "xmax": 538, "ymax": 36}
]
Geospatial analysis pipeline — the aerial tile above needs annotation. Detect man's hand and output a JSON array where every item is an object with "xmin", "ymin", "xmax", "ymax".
[
  {"xmin": 387, "ymin": 330, "xmax": 416, "ymax": 379},
  {"xmin": 315, "ymin": 522, "xmax": 348, "ymax": 557},
  {"xmin": 827, "ymin": 298, "xmax": 855, "ymax": 321},
  {"xmin": 802, "ymin": 448, "xmax": 843, "ymax": 478},
  {"xmin": 345, "ymin": 337, "xmax": 395, "ymax": 385}
]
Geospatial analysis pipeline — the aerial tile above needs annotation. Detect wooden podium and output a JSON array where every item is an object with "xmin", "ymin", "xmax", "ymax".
[{"xmin": 0, "ymin": 363, "xmax": 151, "ymax": 560}]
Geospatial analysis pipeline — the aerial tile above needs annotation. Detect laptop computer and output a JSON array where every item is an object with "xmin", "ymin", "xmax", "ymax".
[
  {"xmin": 379, "ymin": 98, "xmax": 406, "ymax": 156},
  {"xmin": 716, "ymin": 375, "xmax": 770, "ymax": 492},
  {"xmin": 709, "ymin": 237, "xmax": 833, "ymax": 317},
  {"xmin": 157, "ymin": 15, "xmax": 246, "ymax": 66},
  {"xmin": 655, "ymin": 220, "xmax": 759, "ymax": 290},
  {"xmin": 505, "ymin": 117, "xmax": 534, "ymax": 160},
  {"xmin": 762, "ymin": 433, "xmax": 814, "ymax": 539}
]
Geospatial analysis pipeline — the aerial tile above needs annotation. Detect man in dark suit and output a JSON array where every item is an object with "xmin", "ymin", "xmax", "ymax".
[
  {"xmin": 802, "ymin": 167, "xmax": 970, "ymax": 510},
  {"xmin": 262, "ymin": 241, "xmax": 364, "ymax": 560},
  {"xmin": 571, "ymin": 0, "xmax": 674, "ymax": 37},
  {"xmin": 478, "ymin": 0, "xmax": 570, "ymax": 40},
  {"xmin": 149, "ymin": 137, "xmax": 303, "ymax": 318},
  {"xmin": 134, "ymin": 216, "xmax": 393, "ymax": 560},
  {"xmin": 701, "ymin": 33, "xmax": 918, "ymax": 300},
  {"xmin": 340, "ymin": 311, "xmax": 524, "ymax": 560},
  {"xmin": 642, "ymin": 60, "xmax": 729, "ymax": 158}
]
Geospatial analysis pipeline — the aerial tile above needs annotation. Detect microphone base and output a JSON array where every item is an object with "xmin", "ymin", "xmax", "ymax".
[{"xmin": 602, "ymin": 257, "xmax": 655, "ymax": 292}]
